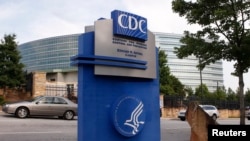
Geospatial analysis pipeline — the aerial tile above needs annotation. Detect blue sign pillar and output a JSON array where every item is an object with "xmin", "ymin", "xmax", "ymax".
[{"xmin": 71, "ymin": 10, "xmax": 160, "ymax": 141}]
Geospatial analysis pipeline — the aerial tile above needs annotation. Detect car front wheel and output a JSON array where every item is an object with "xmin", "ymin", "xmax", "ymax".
[
  {"xmin": 180, "ymin": 117, "xmax": 185, "ymax": 121},
  {"xmin": 16, "ymin": 107, "xmax": 29, "ymax": 118},
  {"xmin": 63, "ymin": 110, "xmax": 74, "ymax": 120},
  {"xmin": 212, "ymin": 115, "xmax": 217, "ymax": 121}
]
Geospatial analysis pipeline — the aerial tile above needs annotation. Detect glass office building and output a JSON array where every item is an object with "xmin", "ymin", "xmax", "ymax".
[
  {"xmin": 154, "ymin": 32, "xmax": 224, "ymax": 92},
  {"xmin": 18, "ymin": 34, "xmax": 80, "ymax": 73},
  {"xmin": 18, "ymin": 32, "xmax": 224, "ymax": 92},
  {"xmin": 18, "ymin": 34, "xmax": 80, "ymax": 86}
]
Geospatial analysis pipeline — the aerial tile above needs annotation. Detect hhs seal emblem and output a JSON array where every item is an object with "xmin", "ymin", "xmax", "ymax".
[{"xmin": 112, "ymin": 96, "xmax": 146, "ymax": 137}]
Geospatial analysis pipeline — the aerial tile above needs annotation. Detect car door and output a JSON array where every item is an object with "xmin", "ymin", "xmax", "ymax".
[
  {"xmin": 31, "ymin": 97, "xmax": 54, "ymax": 116},
  {"xmin": 51, "ymin": 97, "xmax": 68, "ymax": 116}
]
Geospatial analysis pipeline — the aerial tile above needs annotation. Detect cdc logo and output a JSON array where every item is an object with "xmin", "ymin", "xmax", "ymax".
[
  {"xmin": 111, "ymin": 10, "xmax": 148, "ymax": 41},
  {"xmin": 112, "ymin": 96, "xmax": 146, "ymax": 137}
]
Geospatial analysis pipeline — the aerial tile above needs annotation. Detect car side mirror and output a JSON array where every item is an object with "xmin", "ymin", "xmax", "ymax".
[{"xmin": 36, "ymin": 101, "xmax": 40, "ymax": 104}]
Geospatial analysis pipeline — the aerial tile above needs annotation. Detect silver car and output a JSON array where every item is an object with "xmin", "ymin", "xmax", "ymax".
[
  {"xmin": 177, "ymin": 109, "xmax": 186, "ymax": 121},
  {"xmin": 2, "ymin": 95, "xmax": 77, "ymax": 120},
  {"xmin": 246, "ymin": 106, "xmax": 250, "ymax": 120},
  {"xmin": 199, "ymin": 105, "xmax": 219, "ymax": 120},
  {"xmin": 177, "ymin": 104, "xmax": 219, "ymax": 121}
]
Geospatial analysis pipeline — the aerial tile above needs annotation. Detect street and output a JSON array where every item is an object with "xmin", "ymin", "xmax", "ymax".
[
  {"xmin": 0, "ymin": 113, "xmax": 77, "ymax": 141},
  {"xmin": 161, "ymin": 118, "xmax": 250, "ymax": 141},
  {"xmin": 0, "ymin": 112, "xmax": 249, "ymax": 141}
]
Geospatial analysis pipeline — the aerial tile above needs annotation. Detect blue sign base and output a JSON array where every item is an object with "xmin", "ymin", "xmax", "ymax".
[{"xmin": 72, "ymin": 32, "xmax": 160, "ymax": 141}]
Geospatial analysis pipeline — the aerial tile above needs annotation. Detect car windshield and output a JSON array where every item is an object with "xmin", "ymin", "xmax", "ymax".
[
  {"xmin": 201, "ymin": 105, "xmax": 216, "ymax": 110},
  {"xmin": 29, "ymin": 96, "xmax": 44, "ymax": 102}
]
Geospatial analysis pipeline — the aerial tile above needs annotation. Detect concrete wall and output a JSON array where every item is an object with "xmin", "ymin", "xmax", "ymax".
[
  {"xmin": 46, "ymin": 72, "xmax": 77, "ymax": 84},
  {"xmin": 62, "ymin": 72, "xmax": 77, "ymax": 83},
  {"xmin": 161, "ymin": 107, "xmax": 240, "ymax": 119}
]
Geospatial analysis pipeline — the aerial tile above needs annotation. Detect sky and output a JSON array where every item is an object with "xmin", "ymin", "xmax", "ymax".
[{"xmin": 0, "ymin": 0, "xmax": 249, "ymax": 92}]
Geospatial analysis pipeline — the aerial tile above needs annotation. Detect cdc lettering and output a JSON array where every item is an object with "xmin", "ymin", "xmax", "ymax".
[{"xmin": 118, "ymin": 14, "xmax": 146, "ymax": 33}]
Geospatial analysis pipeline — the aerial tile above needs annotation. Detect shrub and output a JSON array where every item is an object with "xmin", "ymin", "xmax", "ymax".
[{"xmin": 0, "ymin": 95, "xmax": 5, "ymax": 105}]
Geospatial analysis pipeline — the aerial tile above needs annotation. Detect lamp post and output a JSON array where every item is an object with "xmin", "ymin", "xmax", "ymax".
[
  {"xmin": 217, "ymin": 81, "xmax": 219, "ymax": 95},
  {"xmin": 199, "ymin": 58, "xmax": 203, "ymax": 96}
]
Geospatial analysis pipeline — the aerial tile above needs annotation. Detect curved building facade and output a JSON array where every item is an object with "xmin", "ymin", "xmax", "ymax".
[
  {"xmin": 18, "ymin": 34, "xmax": 80, "ymax": 73},
  {"xmin": 18, "ymin": 32, "xmax": 224, "ymax": 92},
  {"xmin": 154, "ymin": 32, "xmax": 224, "ymax": 92},
  {"xmin": 18, "ymin": 34, "xmax": 80, "ymax": 89}
]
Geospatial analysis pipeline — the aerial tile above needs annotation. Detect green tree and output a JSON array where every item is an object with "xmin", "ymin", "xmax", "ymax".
[
  {"xmin": 0, "ymin": 34, "xmax": 25, "ymax": 95},
  {"xmin": 158, "ymin": 49, "xmax": 185, "ymax": 96},
  {"xmin": 226, "ymin": 88, "xmax": 238, "ymax": 101},
  {"xmin": 195, "ymin": 83, "xmax": 210, "ymax": 99},
  {"xmin": 169, "ymin": 75, "xmax": 185, "ymax": 97},
  {"xmin": 159, "ymin": 49, "xmax": 171, "ymax": 94},
  {"xmin": 185, "ymin": 86, "xmax": 194, "ymax": 97},
  {"xmin": 212, "ymin": 87, "xmax": 227, "ymax": 101},
  {"xmin": 172, "ymin": 0, "xmax": 250, "ymax": 125},
  {"xmin": 244, "ymin": 89, "xmax": 250, "ymax": 105}
]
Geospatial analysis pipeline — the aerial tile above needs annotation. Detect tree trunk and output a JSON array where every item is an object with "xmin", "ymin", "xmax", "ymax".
[{"xmin": 238, "ymin": 72, "xmax": 245, "ymax": 125}]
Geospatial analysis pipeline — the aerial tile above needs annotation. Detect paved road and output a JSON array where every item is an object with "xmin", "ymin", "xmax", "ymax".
[
  {"xmin": 161, "ymin": 118, "xmax": 190, "ymax": 141},
  {"xmin": 0, "ymin": 113, "xmax": 77, "ymax": 141},
  {"xmin": 0, "ymin": 111, "xmax": 249, "ymax": 141},
  {"xmin": 160, "ymin": 118, "xmax": 250, "ymax": 141}
]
